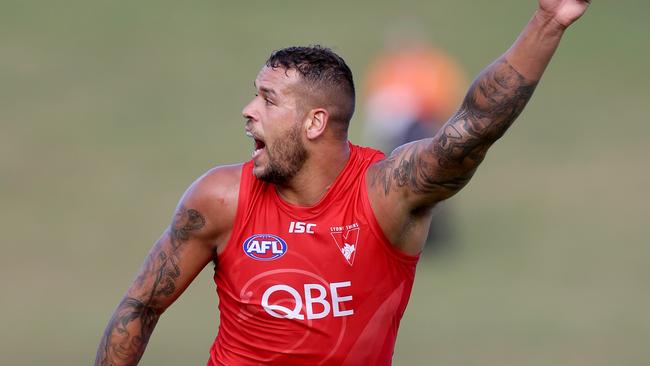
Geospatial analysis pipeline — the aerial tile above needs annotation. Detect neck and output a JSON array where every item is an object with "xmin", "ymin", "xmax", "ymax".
[{"xmin": 275, "ymin": 140, "xmax": 350, "ymax": 206}]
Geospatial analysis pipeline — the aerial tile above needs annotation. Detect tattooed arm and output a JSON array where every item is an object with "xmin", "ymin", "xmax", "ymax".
[
  {"xmin": 367, "ymin": 1, "xmax": 590, "ymax": 254},
  {"xmin": 94, "ymin": 165, "xmax": 240, "ymax": 366}
]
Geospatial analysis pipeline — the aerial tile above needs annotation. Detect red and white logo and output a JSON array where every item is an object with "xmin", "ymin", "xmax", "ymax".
[{"xmin": 330, "ymin": 223, "xmax": 360, "ymax": 266}]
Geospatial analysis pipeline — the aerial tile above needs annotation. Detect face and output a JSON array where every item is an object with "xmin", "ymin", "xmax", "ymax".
[
  {"xmin": 242, "ymin": 66, "xmax": 308, "ymax": 184},
  {"xmin": 105, "ymin": 311, "xmax": 142, "ymax": 365}
]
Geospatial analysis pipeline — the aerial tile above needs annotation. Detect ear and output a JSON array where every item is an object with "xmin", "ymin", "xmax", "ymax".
[{"xmin": 304, "ymin": 108, "xmax": 329, "ymax": 140}]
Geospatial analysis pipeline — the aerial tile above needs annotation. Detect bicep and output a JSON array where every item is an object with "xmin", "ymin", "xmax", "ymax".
[{"xmin": 369, "ymin": 130, "xmax": 485, "ymax": 210}]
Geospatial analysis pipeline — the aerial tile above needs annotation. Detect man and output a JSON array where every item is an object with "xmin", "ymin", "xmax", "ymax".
[{"xmin": 95, "ymin": 1, "xmax": 590, "ymax": 365}]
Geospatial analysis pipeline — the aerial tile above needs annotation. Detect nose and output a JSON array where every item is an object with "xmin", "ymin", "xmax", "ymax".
[{"xmin": 242, "ymin": 98, "xmax": 257, "ymax": 123}]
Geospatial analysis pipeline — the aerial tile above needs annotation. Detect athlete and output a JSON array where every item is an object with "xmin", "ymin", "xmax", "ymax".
[{"xmin": 95, "ymin": 1, "xmax": 590, "ymax": 365}]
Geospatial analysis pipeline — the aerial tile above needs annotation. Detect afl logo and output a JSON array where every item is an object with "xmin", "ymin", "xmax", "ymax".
[{"xmin": 243, "ymin": 234, "xmax": 288, "ymax": 261}]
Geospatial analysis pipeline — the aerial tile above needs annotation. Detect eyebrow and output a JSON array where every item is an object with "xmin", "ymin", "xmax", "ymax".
[{"xmin": 253, "ymin": 82, "xmax": 277, "ymax": 97}]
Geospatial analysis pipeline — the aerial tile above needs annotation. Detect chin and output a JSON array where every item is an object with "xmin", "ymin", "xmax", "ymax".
[
  {"xmin": 256, "ymin": 167, "xmax": 291, "ymax": 185},
  {"xmin": 252, "ymin": 165, "xmax": 266, "ymax": 179}
]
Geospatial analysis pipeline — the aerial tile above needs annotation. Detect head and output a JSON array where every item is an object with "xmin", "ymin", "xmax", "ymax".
[{"xmin": 242, "ymin": 45, "xmax": 355, "ymax": 184}]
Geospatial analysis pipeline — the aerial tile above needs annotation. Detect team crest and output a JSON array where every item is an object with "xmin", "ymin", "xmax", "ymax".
[
  {"xmin": 243, "ymin": 234, "xmax": 288, "ymax": 261},
  {"xmin": 330, "ymin": 223, "xmax": 360, "ymax": 266}
]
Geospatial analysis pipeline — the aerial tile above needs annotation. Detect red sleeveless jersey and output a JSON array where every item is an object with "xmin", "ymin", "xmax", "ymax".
[{"xmin": 208, "ymin": 143, "xmax": 420, "ymax": 366}]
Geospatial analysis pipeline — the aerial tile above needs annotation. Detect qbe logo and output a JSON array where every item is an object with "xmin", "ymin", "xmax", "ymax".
[{"xmin": 243, "ymin": 234, "xmax": 288, "ymax": 261}]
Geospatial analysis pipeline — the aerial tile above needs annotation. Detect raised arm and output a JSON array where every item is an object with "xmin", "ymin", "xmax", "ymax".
[
  {"xmin": 367, "ymin": 1, "xmax": 590, "ymax": 253},
  {"xmin": 94, "ymin": 166, "xmax": 240, "ymax": 366}
]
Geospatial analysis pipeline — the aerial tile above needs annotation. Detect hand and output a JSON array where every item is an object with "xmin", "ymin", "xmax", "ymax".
[{"xmin": 538, "ymin": 0, "xmax": 591, "ymax": 28}]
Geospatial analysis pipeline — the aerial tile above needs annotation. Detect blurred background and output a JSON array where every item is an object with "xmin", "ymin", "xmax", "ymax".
[{"xmin": 2, "ymin": 0, "xmax": 649, "ymax": 365}]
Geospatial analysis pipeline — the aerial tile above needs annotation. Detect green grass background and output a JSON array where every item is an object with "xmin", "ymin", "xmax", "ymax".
[{"xmin": 1, "ymin": 0, "xmax": 649, "ymax": 365}]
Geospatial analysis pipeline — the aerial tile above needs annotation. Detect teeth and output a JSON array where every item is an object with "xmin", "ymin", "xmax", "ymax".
[
  {"xmin": 252, "ymin": 148, "xmax": 263, "ymax": 158},
  {"xmin": 247, "ymin": 131, "xmax": 265, "ymax": 159}
]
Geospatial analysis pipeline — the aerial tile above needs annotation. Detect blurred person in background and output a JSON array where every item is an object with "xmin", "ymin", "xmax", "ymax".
[
  {"xmin": 95, "ymin": 1, "xmax": 590, "ymax": 365},
  {"xmin": 363, "ymin": 36, "xmax": 466, "ymax": 252}
]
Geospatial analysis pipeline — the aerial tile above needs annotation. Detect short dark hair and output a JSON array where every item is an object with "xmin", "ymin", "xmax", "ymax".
[{"xmin": 265, "ymin": 45, "xmax": 355, "ymax": 138}]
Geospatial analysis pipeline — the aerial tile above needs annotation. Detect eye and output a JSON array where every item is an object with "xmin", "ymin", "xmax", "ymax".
[{"xmin": 254, "ymin": 93, "xmax": 274, "ymax": 106}]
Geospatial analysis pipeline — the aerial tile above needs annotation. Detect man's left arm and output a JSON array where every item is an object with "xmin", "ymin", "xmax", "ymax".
[{"xmin": 367, "ymin": 0, "xmax": 590, "ymax": 253}]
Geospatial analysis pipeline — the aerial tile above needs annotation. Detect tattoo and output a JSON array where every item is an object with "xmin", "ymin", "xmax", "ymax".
[
  {"xmin": 149, "ymin": 207, "xmax": 205, "ymax": 297},
  {"xmin": 434, "ymin": 58, "xmax": 537, "ymax": 168},
  {"xmin": 372, "ymin": 58, "xmax": 538, "ymax": 201},
  {"xmin": 171, "ymin": 208, "xmax": 206, "ymax": 246},
  {"xmin": 97, "ymin": 297, "xmax": 159, "ymax": 366},
  {"xmin": 95, "ymin": 206, "xmax": 206, "ymax": 366},
  {"xmin": 373, "ymin": 142, "xmax": 470, "ymax": 197}
]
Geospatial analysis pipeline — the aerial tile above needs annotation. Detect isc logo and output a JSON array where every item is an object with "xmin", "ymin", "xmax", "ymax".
[
  {"xmin": 243, "ymin": 234, "xmax": 287, "ymax": 261},
  {"xmin": 289, "ymin": 221, "xmax": 316, "ymax": 234}
]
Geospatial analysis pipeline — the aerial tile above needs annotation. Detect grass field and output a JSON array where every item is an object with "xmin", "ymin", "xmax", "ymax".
[{"xmin": 1, "ymin": 1, "xmax": 649, "ymax": 365}]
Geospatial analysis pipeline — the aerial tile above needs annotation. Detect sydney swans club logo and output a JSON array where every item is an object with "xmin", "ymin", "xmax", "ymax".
[
  {"xmin": 243, "ymin": 234, "xmax": 288, "ymax": 261},
  {"xmin": 330, "ymin": 223, "xmax": 360, "ymax": 266}
]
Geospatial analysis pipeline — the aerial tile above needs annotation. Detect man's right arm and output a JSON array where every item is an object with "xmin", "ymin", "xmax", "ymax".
[
  {"xmin": 94, "ymin": 165, "xmax": 240, "ymax": 366},
  {"xmin": 367, "ymin": 0, "xmax": 590, "ymax": 254}
]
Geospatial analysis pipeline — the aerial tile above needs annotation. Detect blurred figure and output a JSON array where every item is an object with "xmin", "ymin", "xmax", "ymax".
[{"xmin": 363, "ymin": 38, "xmax": 466, "ymax": 252}]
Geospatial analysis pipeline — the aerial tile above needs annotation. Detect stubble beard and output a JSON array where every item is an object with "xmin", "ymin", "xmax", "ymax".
[{"xmin": 257, "ymin": 122, "xmax": 308, "ymax": 185}]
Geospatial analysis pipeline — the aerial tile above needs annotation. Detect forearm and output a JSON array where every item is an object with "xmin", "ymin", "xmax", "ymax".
[
  {"xmin": 95, "ymin": 297, "xmax": 161, "ymax": 366},
  {"xmin": 94, "ymin": 236, "xmax": 179, "ymax": 366},
  {"xmin": 369, "ymin": 9, "xmax": 566, "ymax": 203},
  {"xmin": 94, "ymin": 242, "xmax": 175, "ymax": 366},
  {"xmin": 375, "ymin": 5, "xmax": 577, "ymax": 205},
  {"xmin": 505, "ymin": 9, "xmax": 566, "ymax": 81},
  {"xmin": 434, "ymin": 9, "xmax": 569, "ymax": 169},
  {"xmin": 94, "ymin": 205, "xmax": 212, "ymax": 365}
]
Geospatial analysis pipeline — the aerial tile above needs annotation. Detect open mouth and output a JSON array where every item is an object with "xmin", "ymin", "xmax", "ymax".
[
  {"xmin": 252, "ymin": 137, "xmax": 266, "ymax": 158},
  {"xmin": 246, "ymin": 129, "xmax": 266, "ymax": 159}
]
